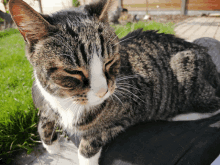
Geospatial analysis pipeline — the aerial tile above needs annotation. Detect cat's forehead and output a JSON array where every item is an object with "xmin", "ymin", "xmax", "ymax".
[
  {"xmin": 35, "ymin": 25, "xmax": 118, "ymax": 70},
  {"xmin": 71, "ymin": 21, "xmax": 114, "ymax": 39}
]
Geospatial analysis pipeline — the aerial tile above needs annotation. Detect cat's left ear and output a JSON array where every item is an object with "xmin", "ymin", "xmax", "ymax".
[
  {"xmin": 84, "ymin": 0, "xmax": 114, "ymax": 22},
  {"xmin": 9, "ymin": 0, "xmax": 57, "ymax": 44}
]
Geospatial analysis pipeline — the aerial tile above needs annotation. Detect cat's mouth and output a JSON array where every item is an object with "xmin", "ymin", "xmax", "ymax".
[
  {"xmin": 86, "ymin": 89, "xmax": 111, "ymax": 106},
  {"xmin": 80, "ymin": 83, "xmax": 116, "ymax": 106}
]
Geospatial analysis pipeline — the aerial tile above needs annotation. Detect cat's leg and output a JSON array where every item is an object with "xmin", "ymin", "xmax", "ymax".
[
  {"xmin": 78, "ymin": 149, "xmax": 102, "ymax": 165},
  {"xmin": 32, "ymin": 79, "xmax": 61, "ymax": 154},
  {"xmin": 38, "ymin": 119, "xmax": 61, "ymax": 154},
  {"xmin": 78, "ymin": 136, "xmax": 102, "ymax": 165},
  {"xmin": 78, "ymin": 126, "xmax": 124, "ymax": 165}
]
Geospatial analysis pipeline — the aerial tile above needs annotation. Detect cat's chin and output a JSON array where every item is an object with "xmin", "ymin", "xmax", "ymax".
[{"xmin": 88, "ymin": 100, "xmax": 105, "ymax": 107}]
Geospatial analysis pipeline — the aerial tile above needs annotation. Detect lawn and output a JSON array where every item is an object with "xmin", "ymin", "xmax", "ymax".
[
  {"xmin": 112, "ymin": 21, "xmax": 175, "ymax": 38},
  {"xmin": 0, "ymin": 21, "xmax": 175, "ymax": 164},
  {"xmin": 0, "ymin": 28, "xmax": 39, "ymax": 164}
]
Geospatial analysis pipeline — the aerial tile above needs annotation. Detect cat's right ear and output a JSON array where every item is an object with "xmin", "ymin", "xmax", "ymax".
[
  {"xmin": 84, "ymin": 0, "xmax": 114, "ymax": 22},
  {"xmin": 9, "ymin": 0, "xmax": 57, "ymax": 44}
]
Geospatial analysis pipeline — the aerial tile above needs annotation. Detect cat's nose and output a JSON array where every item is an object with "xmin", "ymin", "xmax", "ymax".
[{"xmin": 96, "ymin": 88, "xmax": 108, "ymax": 98}]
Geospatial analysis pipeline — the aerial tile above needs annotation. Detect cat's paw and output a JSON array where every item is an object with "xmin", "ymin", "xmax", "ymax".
[
  {"xmin": 78, "ymin": 149, "xmax": 101, "ymax": 165},
  {"xmin": 42, "ymin": 140, "xmax": 60, "ymax": 154}
]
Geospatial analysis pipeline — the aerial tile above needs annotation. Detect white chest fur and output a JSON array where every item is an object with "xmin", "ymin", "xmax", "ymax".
[{"xmin": 34, "ymin": 72, "xmax": 85, "ymax": 135}]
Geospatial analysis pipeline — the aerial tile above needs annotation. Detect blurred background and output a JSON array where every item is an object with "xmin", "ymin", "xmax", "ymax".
[{"xmin": 1, "ymin": 0, "xmax": 220, "ymax": 30}]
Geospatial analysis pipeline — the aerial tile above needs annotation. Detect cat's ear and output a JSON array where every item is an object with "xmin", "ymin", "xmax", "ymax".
[
  {"xmin": 9, "ymin": 0, "xmax": 57, "ymax": 44},
  {"xmin": 84, "ymin": 0, "xmax": 114, "ymax": 22}
]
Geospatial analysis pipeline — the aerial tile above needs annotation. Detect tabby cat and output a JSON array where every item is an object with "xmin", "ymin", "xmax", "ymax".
[{"xmin": 9, "ymin": 0, "xmax": 220, "ymax": 164}]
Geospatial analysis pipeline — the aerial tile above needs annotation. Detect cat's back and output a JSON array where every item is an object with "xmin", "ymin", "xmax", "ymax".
[
  {"xmin": 118, "ymin": 29, "xmax": 220, "ymax": 119},
  {"xmin": 118, "ymin": 29, "xmax": 201, "ymax": 80},
  {"xmin": 119, "ymin": 29, "xmax": 199, "ymax": 56}
]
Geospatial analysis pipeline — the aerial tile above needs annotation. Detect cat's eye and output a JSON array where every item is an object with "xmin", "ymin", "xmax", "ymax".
[
  {"xmin": 50, "ymin": 69, "xmax": 88, "ymax": 89},
  {"xmin": 59, "ymin": 76, "xmax": 81, "ymax": 88},
  {"xmin": 105, "ymin": 58, "xmax": 120, "ymax": 76},
  {"xmin": 64, "ymin": 69, "xmax": 88, "ymax": 79},
  {"xmin": 105, "ymin": 59, "xmax": 114, "ymax": 67},
  {"xmin": 64, "ymin": 69, "xmax": 83, "ymax": 76}
]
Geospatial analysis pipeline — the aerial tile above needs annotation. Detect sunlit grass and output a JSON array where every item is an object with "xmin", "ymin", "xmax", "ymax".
[
  {"xmin": 0, "ymin": 29, "xmax": 39, "ymax": 164},
  {"xmin": 113, "ymin": 21, "xmax": 175, "ymax": 38}
]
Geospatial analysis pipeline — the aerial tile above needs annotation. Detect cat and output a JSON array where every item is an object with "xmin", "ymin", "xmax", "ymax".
[
  {"xmin": 0, "ymin": 10, "xmax": 13, "ymax": 29},
  {"xmin": 9, "ymin": 0, "xmax": 220, "ymax": 164}
]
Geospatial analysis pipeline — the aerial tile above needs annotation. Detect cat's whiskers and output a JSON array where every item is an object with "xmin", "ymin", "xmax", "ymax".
[
  {"xmin": 116, "ymin": 83, "xmax": 143, "ymax": 92},
  {"xmin": 117, "ymin": 81, "xmax": 141, "ymax": 91},
  {"xmin": 115, "ymin": 90, "xmax": 138, "ymax": 103},
  {"xmin": 62, "ymin": 97, "xmax": 75, "ymax": 101},
  {"xmin": 109, "ymin": 26, "xmax": 130, "ymax": 44},
  {"xmin": 116, "ymin": 87, "xmax": 145, "ymax": 103},
  {"xmin": 109, "ymin": 95, "xmax": 116, "ymax": 107},
  {"xmin": 115, "ymin": 89, "xmax": 145, "ymax": 106},
  {"xmin": 112, "ymin": 93, "xmax": 123, "ymax": 106},
  {"xmin": 110, "ymin": 95, "xmax": 114, "ymax": 102},
  {"xmin": 113, "ymin": 36, "xmax": 136, "ymax": 47},
  {"xmin": 116, "ymin": 75, "xmax": 138, "ymax": 82},
  {"xmin": 65, "ymin": 98, "xmax": 78, "ymax": 111}
]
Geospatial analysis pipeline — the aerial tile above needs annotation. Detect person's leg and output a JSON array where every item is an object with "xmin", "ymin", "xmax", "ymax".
[{"xmin": 193, "ymin": 37, "xmax": 220, "ymax": 72}]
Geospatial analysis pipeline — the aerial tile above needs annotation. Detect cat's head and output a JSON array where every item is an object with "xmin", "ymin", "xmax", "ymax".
[{"xmin": 9, "ymin": 0, "xmax": 120, "ymax": 107}]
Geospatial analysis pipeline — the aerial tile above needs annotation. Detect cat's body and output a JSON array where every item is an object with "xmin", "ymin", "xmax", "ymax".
[{"xmin": 9, "ymin": 0, "xmax": 220, "ymax": 164}]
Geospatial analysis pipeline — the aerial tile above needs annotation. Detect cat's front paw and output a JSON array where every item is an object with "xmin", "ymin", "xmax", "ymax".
[
  {"xmin": 78, "ymin": 149, "xmax": 102, "ymax": 165},
  {"xmin": 42, "ymin": 140, "xmax": 60, "ymax": 154}
]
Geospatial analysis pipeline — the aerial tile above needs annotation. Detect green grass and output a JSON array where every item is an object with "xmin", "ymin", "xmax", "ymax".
[
  {"xmin": 0, "ymin": 21, "xmax": 175, "ymax": 163},
  {"xmin": 0, "ymin": 28, "xmax": 39, "ymax": 164},
  {"xmin": 113, "ymin": 21, "xmax": 175, "ymax": 38},
  {"xmin": 0, "ymin": 28, "xmax": 20, "ymax": 38}
]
